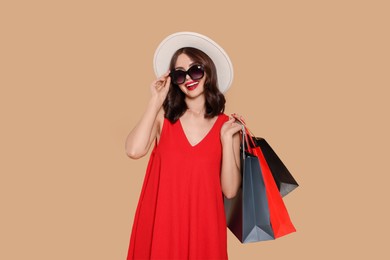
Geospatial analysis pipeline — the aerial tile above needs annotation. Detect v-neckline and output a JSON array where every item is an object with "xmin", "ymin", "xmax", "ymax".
[{"xmin": 178, "ymin": 115, "xmax": 221, "ymax": 148}]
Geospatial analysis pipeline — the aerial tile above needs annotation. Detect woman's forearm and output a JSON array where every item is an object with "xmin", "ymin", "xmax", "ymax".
[
  {"xmin": 125, "ymin": 97, "xmax": 162, "ymax": 159},
  {"xmin": 220, "ymin": 133, "xmax": 241, "ymax": 199}
]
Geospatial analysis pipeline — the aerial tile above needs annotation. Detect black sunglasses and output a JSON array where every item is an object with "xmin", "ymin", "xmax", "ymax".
[{"xmin": 170, "ymin": 65, "xmax": 205, "ymax": 85}]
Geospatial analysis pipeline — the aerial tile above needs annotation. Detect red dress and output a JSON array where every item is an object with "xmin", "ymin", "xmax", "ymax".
[{"xmin": 127, "ymin": 113, "xmax": 230, "ymax": 260}]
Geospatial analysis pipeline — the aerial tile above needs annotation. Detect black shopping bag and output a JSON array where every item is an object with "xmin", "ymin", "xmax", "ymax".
[
  {"xmin": 232, "ymin": 114, "xmax": 299, "ymax": 197},
  {"xmin": 251, "ymin": 137, "xmax": 299, "ymax": 197},
  {"xmin": 224, "ymin": 148, "xmax": 275, "ymax": 243}
]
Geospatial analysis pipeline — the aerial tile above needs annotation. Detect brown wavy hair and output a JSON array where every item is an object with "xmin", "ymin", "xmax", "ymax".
[{"xmin": 163, "ymin": 47, "xmax": 226, "ymax": 123}]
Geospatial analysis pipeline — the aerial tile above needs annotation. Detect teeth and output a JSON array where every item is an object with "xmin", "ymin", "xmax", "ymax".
[{"xmin": 187, "ymin": 82, "xmax": 198, "ymax": 87}]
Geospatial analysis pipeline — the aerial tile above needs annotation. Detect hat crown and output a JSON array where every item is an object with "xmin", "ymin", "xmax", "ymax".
[{"xmin": 153, "ymin": 31, "xmax": 233, "ymax": 93}]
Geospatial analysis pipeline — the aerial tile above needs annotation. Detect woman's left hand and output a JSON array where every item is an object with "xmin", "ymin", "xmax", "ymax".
[{"xmin": 220, "ymin": 115, "xmax": 243, "ymax": 144}]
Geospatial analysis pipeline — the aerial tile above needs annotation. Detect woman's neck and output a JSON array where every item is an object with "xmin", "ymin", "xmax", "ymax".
[{"xmin": 185, "ymin": 95, "xmax": 206, "ymax": 116}]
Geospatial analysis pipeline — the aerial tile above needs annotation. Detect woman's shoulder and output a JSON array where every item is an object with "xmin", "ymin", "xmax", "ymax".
[{"xmin": 219, "ymin": 112, "xmax": 230, "ymax": 122}]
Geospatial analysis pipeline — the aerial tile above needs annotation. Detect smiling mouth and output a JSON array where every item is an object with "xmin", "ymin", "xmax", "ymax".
[{"xmin": 185, "ymin": 81, "xmax": 199, "ymax": 90}]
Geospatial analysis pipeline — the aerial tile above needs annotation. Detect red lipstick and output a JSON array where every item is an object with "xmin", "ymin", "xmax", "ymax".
[{"xmin": 185, "ymin": 81, "xmax": 199, "ymax": 91}]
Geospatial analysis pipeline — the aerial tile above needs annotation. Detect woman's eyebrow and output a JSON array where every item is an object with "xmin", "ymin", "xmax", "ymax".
[{"xmin": 175, "ymin": 62, "xmax": 197, "ymax": 70}]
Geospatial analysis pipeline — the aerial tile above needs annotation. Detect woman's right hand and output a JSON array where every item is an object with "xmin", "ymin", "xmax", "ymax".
[{"xmin": 150, "ymin": 70, "xmax": 171, "ymax": 105}]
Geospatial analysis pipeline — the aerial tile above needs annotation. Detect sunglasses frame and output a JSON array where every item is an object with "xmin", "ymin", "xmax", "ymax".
[{"xmin": 170, "ymin": 64, "xmax": 205, "ymax": 85}]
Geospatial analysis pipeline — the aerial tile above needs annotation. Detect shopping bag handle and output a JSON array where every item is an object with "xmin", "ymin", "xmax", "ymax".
[
  {"xmin": 231, "ymin": 114, "xmax": 257, "ymax": 154},
  {"xmin": 240, "ymin": 123, "xmax": 246, "ymax": 160},
  {"xmin": 230, "ymin": 114, "xmax": 248, "ymax": 157},
  {"xmin": 231, "ymin": 114, "xmax": 257, "ymax": 139}
]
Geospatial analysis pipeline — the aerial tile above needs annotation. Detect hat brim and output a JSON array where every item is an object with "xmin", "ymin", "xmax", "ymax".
[{"xmin": 153, "ymin": 32, "xmax": 233, "ymax": 93}]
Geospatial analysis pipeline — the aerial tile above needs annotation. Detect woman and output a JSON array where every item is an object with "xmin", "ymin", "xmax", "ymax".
[{"xmin": 125, "ymin": 32, "xmax": 242, "ymax": 259}]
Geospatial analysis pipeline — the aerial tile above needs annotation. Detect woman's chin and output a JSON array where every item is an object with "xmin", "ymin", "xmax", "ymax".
[{"xmin": 181, "ymin": 85, "xmax": 204, "ymax": 98}]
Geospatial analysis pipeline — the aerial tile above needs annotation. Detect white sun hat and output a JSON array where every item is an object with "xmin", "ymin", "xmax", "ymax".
[{"xmin": 153, "ymin": 31, "xmax": 234, "ymax": 93}]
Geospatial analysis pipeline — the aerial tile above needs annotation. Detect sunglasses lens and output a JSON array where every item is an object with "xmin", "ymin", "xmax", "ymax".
[
  {"xmin": 171, "ymin": 70, "xmax": 186, "ymax": 84},
  {"xmin": 171, "ymin": 65, "xmax": 204, "ymax": 85},
  {"xmin": 188, "ymin": 66, "xmax": 204, "ymax": 80}
]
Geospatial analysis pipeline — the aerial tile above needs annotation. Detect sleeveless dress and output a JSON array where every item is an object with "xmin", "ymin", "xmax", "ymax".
[{"xmin": 127, "ymin": 113, "xmax": 230, "ymax": 260}]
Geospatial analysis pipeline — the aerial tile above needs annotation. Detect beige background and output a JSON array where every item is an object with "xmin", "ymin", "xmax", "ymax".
[{"xmin": 1, "ymin": 0, "xmax": 389, "ymax": 259}]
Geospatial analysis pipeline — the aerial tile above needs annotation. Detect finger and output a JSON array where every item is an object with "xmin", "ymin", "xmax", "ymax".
[
  {"xmin": 154, "ymin": 77, "xmax": 165, "ymax": 85},
  {"xmin": 162, "ymin": 70, "xmax": 171, "ymax": 79},
  {"xmin": 154, "ymin": 80, "xmax": 165, "ymax": 90},
  {"xmin": 230, "ymin": 122, "xmax": 242, "ymax": 128},
  {"xmin": 226, "ymin": 121, "xmax": 241, "ymax": 130},
  {"xmin": 235, "ymin": 114, "xmax": 246, "ymax": 123},
  {"xmin": 231, "ymin": 123, "xmax": 243, "ymax": 134},
  {"xmin": 227, "ymin": 118, "xmax": 239, "ymax": 126},
  {"xmin": 164, "ymin": 75, "xmax": 171, "ymax": 87},
  {"xmin": 231, "ymin": 113, "xmax": 241, "ymax": 122},
  {"xmin": 233, "ymin": 114, "xmax": 245, "ymax": 124},
  {"xmin": 224, "ymin": 124, "xmax": 243, "ymax": 136},
  {"xmin": 157, "ymin": 72, "xmax": 170, "ymax": 83}
]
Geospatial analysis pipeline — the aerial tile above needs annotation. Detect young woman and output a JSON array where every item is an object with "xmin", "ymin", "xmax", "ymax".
[{"xmin": 125, "ymin": 32, "xmax": 242, "ymax": 260}]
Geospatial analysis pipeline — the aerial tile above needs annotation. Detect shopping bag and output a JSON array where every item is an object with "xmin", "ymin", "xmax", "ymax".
[
  {"xmin": 227, "ymin": 116, "xmax": 297, "ymax": 239},
  {"xmin": 233, "ymin": 115, "xmax": 299, "ymax": 197},
  {"xmin": 224, "ymin": 128, "xmax": 275, "ymax": 243},
  {"xmin": 237, "ymin": 118, "xmax": 296, "ymax": 238},
  {"xmin": 251, "ymin": 144, "xmax": 296, "ymax": 238},
  {"xmin": 252, "ymin": 137, "xmax": 299, "ymax": 197}
]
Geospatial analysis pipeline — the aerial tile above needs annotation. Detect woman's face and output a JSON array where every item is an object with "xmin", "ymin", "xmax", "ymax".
[{"xmin": 174, "ymin": 53, "xmax": 206, "ymax": 99}]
